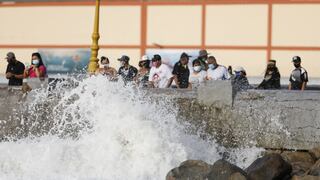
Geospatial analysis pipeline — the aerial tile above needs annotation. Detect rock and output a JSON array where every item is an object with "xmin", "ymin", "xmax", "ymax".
[
  {"xmin": 229, "ymin": 172, "xmax": 247, "ymax": 180},
  {"xmin": 282, "ymin": 151, "xmax": 315, "ymax": 164},
  {"xmin": 291, "ymin": 162, "xmax": 314, "ymax": 176},
  {"xmin": 309, "ymin": 160, "xmax": 320, "ymax": 176},
  {"xmin": 291, "ymin": 175, "xmax": 320, "ymax": 180},
  {"xmin": 166, "ymin": 160, "xmax": 212, "ymax": 180},
  {"xmin": 245, "ymin": 153, "xmax": 292, "ymax": 180},
  {"xmin": 206, "ymin": 159, "xmax": 247, "ymax": 180},
  {"xmin": 309, "ymin": 147, "xmax": 320, "ymax": 161}
]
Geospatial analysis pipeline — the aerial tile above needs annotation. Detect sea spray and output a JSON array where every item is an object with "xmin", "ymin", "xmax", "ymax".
[{"xmin": 0, "ymin": 76, "xmax": 263, "ymax": 179}]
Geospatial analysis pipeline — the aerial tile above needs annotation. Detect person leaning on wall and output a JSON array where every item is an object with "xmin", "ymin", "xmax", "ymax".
[
  {"xmin": 24, "ymin": 52, "xmax": 47, "ymax": 80},
  {"xmin": 257, "ymin": 59, "xmax": 281, "ymax": 89}
]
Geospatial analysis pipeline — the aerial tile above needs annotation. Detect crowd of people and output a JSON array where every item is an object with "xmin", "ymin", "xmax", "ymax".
[{"xmin": 4, "ymin": 49, "xmax": 309, "ymax": 91}]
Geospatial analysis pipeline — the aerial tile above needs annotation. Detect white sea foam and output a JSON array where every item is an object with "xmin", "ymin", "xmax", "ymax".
[{"xmin": 0, "ymin": 76, "xmax": 263, "ymax": 179}]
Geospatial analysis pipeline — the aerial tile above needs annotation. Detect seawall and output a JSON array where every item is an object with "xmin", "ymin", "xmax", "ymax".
[{"xmin": 0, "ymin": 81, "xmax": 319, "ymax": 150}]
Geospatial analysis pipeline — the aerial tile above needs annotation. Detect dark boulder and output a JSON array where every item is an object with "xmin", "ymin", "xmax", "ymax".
[
  {"xmin": 166, "ymin": 160, "xmax": 212, "ymax": 180},
  {"xmin": 206, "ymin": 159, "xmax": 247, "ymax": 180},
  {"xmin": 245, "ymin": 153, "xmax": 292, "ymax": 180}
]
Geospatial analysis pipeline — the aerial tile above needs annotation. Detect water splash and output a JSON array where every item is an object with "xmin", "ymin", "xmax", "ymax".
[{"xmin": 0, "ymin": 76, "xmax": 263, "ymax": 179}]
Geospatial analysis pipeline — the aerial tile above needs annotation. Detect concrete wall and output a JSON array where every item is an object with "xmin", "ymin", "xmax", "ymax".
[{"xmin": 0, "ymin": 81, "xmax": 319, "ymax": 150}]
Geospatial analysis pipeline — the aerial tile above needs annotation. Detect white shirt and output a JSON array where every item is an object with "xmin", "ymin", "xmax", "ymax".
[
  {"xmin": 207, "ymin": 65, "xmax": 230, "ymax": 80},
  {"xmin": 189, "ymin": 70, "xmax": 206, "ymax": 88},
  {"xmin": 148, "ymin": 64, "xmax": 173, "ymax": 88}
]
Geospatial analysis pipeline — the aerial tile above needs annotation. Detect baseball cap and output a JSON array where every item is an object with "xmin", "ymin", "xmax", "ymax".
[
  {"xmin": 152, "ymin": 54, "xmax": 161, "ymax": 61},
  {"xmin": 180, "ymin": 52, "xmax": 192, "ymax": 59},
  {"xmin": 292, "ymin": 56, "xmax": 301, "ymax": 62},
  {"xmin": 118, "ymin": 55, "xmax": 130, "ymax": 62},
  {"xmin": 199, "ymin": 49, "xmax": 210, "ymax": 57},
  {"xmin": 6, "ymin": 52, "xmax": 15, "ymax": 59},
  {"xmin": 140, "ymin": 55, "xmax": 149, "ymax": 61},
  {"xmin": 234, "ymin": 66, "xmax": 245, "ymax": 72}
]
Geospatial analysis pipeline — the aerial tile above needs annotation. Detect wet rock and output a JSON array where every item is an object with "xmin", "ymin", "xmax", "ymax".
[
  {"xmin": 166, "ymin": 160, "xmax": 212, "ymax": 180},
  {"xmin": 291, "ymin": 162, "xmax": 314, "ymax": 176},
  {"xmin": 309, "ymin": 160, "xmax": 320, "ymax": 176},
  {"xmin": 309, "ymin": 147, "xmax": 320, "ymax": 161},
  {"xmin": 229, "ymin": 172, "xmax": 247, "ymax": 180},
  {"xmin": 245, "ymin": 153, "xmax": 292, "ymax": 180},
  {"xmin": 206, "ymin": 159, "xmax": 247, "ymax": 180},
  {"xmin": 291, "ymin": 175, "xmax": 320, "ymax": 180},
  {"xmin": 282, "ymin": 151, "xmax": 315, "ymax": 164}
]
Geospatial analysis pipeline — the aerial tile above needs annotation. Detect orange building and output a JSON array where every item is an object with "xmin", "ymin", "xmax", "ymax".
[{"xmin": 1, "ymin": 0, "xmax": 320, "ymax": 79}]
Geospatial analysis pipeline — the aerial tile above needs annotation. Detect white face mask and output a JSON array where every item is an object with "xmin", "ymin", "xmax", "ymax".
[
  {"xmin": 32, "ymin": 59, "xmax": 39, "ymax": 65},
  {"xmin": 208, "ymin": 64, "xmax": 215, "ymax": 69},
  {"xmin": 100, "ymin": 64, "xmax": 109, "ymax": 68},
  {"xmin": 120, "ymin": 61, "xmax": 125, "ymax": 67},
  {"xmin": 193, "ymin": 66, "xmax": 201, "ymax": 72}
]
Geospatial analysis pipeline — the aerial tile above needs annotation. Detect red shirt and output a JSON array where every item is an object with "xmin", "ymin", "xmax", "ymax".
[{"xmin": 28, "ymin": 65, "xmax": 47, "ymax": 78}]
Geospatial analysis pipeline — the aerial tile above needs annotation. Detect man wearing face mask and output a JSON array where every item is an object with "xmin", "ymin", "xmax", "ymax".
[
  {"xmin": 5, "ymin": 52, "xmax": 25, "ymax": 86},
  {"xmin": 117, "ymin": 55, "xmax": 138, "ymax": 83},
  {"xmin": 206, "ymin": 56, "xmax": 230, "ymax": 81},
  {"xmin": 172, "ymin": 52, "xmax": 191, "ymax": 89},
  {"xmin": 195, "ymin": 49, "xmax": 209, "ymax": 71},
  {"xmin": 96, "ymin": 56, "xmax": 117, "ymax": 78},
  {"xmin": 257, "ymin": 60, "xmax": 281, "ymax": 89},
  {"xmin": 289, "ymin": 56, "xmax": 308, "ymax": 91},
  {"xmin": 231, "ymin": 66, "xmax": 251, "ymax": 91}
]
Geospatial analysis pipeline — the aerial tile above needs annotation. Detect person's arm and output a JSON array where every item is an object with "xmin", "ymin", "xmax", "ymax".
[
  {"xmin": 6, "ymin": 72, "xmax": 13, "ymax": 79},
  {"xmin": 173, "ymin": 75, "xmax": 180, "ymax": 88},
  {"xmin": 301, "ymin": 82, "xmax": 307, "ymax": 91},
  {"xmin": 13, "ymin": 73, "xmax": 24, "ymax": 79},
  {"xmin": 288, "ymin": 83, "xmax": 292, "ymax": 90},
  {"xmin": 166, "ymin": 76, "xmax": 174, "ymax": 88}
]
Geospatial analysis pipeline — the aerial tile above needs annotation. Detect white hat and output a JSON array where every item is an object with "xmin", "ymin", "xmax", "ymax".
[
  {"xmin": 141, "ymin": 55, "xmax": 149, "ymax": 61},
  {"xmin": 234, "ymin": 66, "xmax": 245, "ymax": 72}
]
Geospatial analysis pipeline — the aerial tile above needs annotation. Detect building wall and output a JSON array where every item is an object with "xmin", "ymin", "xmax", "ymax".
[{"xmin": 0, "ymin": 1, "xmax": 320, "ymax": 79}]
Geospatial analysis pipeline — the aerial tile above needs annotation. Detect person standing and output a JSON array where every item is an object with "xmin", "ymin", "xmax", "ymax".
[
  {"xmin": 24, "ymin": 52, "xmax": 47, "ymax": 80},
  {"xmin": 189, "ymin": 59, "xmax": 207, "ymax": 89},
  {"xmin": 96, "ymin": 56, "xmax": 117, "ymax": 78},
  {"xmin": 172, "ymin": 52, "xmax": 191, "ymax": 89},
  {"xmin": 206, "ymin": 56, "xmax": 230, "ymax": 80},
  {"xmin": 289, "ymin": 56, "xmax": 308, "ymax": 91},
  {"xmin": 148, "ymin": 54, "xmax": 173, "ymax": 88},
  {"xmin": 117, "ymin": 55, "xmax": 138, "ymax": 83},
  {"xmin": 196, "ymin": 49, "xmax": 210, "ymax": 71},
  {"xmin": 231, "ymin": 66, "xmax": 251, "ymax": 91},
  {"xmin": 135, "ymin": 55, "xmax": 151, "ymax": 88},
  {"xmin": 5, "ymin": 52, "xmax": 25, "ymax": 86},
  {"xmin": 257, "ymin": 59, "xmax": 281, "ymax": 89}
]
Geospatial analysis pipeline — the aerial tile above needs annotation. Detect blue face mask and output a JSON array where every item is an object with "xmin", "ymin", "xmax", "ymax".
[
  {"xmin": 208, "ymin": 64, "xmax": 216, "ymax": 69},
  {"xmin": 235, "ymin": 71, "xmax": 241, "ymax": 77}
]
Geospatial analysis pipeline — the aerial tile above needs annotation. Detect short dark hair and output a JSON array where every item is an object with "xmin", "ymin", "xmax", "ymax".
[
  {"xmin": 101, "ymin": 56, "xmax": 109, "ymax": 63},
  {"xmin": 192, "ymin": 59, "xmax": 201, "ymax": 66}
]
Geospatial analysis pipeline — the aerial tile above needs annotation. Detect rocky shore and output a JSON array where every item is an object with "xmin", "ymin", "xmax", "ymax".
[{"xmin": 167, "ymin": 147, "xmax": 320, "ymax": 180}]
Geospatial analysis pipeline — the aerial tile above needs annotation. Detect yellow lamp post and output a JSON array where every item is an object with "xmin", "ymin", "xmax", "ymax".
[{"xmin": 87, "ymin": 0, "xmax": 100, "ymax": 73}]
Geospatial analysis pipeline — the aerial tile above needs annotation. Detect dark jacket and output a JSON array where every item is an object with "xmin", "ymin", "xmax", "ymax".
[{"xmin": 258, "ymin": 68, "xmax": 281, "ymax": 89}]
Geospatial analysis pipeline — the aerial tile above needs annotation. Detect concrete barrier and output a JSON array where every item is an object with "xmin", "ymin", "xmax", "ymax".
[{"xmin": 0, "ymin": 81, "xmax": 319, "ymax": 150}]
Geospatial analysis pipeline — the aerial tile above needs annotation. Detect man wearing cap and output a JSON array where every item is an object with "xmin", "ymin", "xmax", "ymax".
[
  {"xmin": 231, "ymin": 66, "xmax": 251, "ymax": 91},
  {"xmin": 289, "ymin": 56, "xmax": 308, "ymax": 91},
  {"xmin": 117, "ymin": 55, "xmax": 138, "ymax": 83},
  {"xmin": 196, "ymin": 49, "xmax": 209, "ymax": 71},
  {"xmin": 5, "ymin": 52, "xmax": 25, "ymax": 86},
  {"xmin": 257, "ymin": 59, "xmax": 281, "ymax": 89},
  {"xmin": 148, "ymin": 54, "xmax": 173, "ymax": 88},
  {"xmin": 172, "ymin": 52, "xmax": 191, "ymax": 89},
  {"xmin": 206, "ymin": 56, "xmax": 230, "ymax": 81}
]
